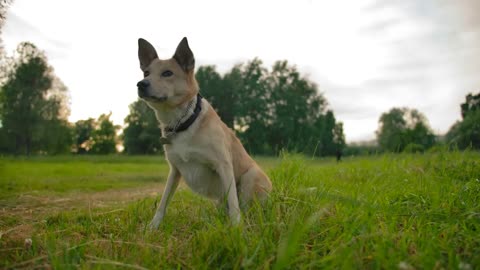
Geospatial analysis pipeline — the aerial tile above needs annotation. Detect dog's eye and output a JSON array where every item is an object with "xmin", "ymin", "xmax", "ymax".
[
  {"xmin": 162, "ymin": 70, "xmax": 174, "ymax": 77},
  {"xmin": 144, "ymin": 71, "xmax": 150, "ymax": 77}
]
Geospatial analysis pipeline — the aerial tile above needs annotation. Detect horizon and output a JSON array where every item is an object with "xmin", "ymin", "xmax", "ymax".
[{"xmin": 3, "ymin": 0, "xmax": 479, "ymax": 143}]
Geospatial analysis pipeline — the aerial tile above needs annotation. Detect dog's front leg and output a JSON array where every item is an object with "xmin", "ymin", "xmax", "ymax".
[
  {"xmin": 149, "ymin": 166, "xmax": 180, "ymax": 230},
  {"xmin": 217, "ymin": 163, "xmax": 241, "ymax": 225}
]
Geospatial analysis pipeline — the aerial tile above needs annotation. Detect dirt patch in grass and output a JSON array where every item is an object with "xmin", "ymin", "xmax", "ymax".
[{"xmin": 0, "ymin": 184, "xmax": 164, "ymax": 242}]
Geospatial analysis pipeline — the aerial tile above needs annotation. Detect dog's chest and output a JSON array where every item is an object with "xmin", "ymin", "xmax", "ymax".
[{"xmin": 166, "ymin": 141, "xmax": 223, "ymax": 200}]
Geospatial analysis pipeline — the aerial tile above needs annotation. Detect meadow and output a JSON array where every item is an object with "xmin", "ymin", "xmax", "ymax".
[{"xmin": 0, "ymin": 151, "xmax": 479, "ymax": 269}]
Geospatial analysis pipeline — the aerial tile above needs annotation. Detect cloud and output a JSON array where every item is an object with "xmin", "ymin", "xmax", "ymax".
[
  {"xmin": 335, "ymin": 0, "xmax": 480, "ymax": 140},
  {"xmin": 3, "ymin": 12, "xmax": 70, "ymax": 59}
]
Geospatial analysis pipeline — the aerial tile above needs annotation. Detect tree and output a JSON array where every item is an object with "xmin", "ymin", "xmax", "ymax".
[
  {"xmin": 193, "ymin": 59, "xmax": 345, "ymax": 156},
  {"xmin": 73, "ymin": 118, "xmax": 95, "ymax": 154},
  {"xmin": 90, "ymin": 113, "xmax": 118, "ymax": 154},
  {"xmin": 376, "ymin": 107, "xmax": 435, "ymax": 152},
  {"xmin": 0, "ymin": 42, "xmax": 71, "ymax": 154},
  {"xmin": 0, "ymin": 0, "xmax": 13, "ymax": 57},
  {"xmin": 227, "ymin": 59, "xmax": 272, "ymax": 153},
  {"xmin": 122, "ymin": 100, "xmax": 162, "ymax": 154},
  {"xmin": 267, "ymin": 61, "xmax": 327, "ymax": 154},
  {"xmin": 447, "ymin": 92, "xmax": 480, "ymax": 149},
  {"xmin": 376, "ymin": 108, "xmax": 406, "ymax": 152},
  {"xmin": 317, "ymin": 110, "xmax": 336, "ymax": 155},
  {"xmin": 453, "ymin": 111, "xmax": 480, "ymax": 149},
  {"xmin": 72, "ymin": 114, "xmax": 119, "ymax": 154},
  {"xmin": 196, "ymin": 66, "xmax": 234, "ymax": 128},
  {"xmin": 39, "ymin": 118, "xmax": 73, "ymax": 154},
  {"xmin": 333, "ymin": 122, "xmax": 346, "ymax": 152},
  {"xmin": 460, "ymin": 92, "xmax": 480, "ymax": 118}
]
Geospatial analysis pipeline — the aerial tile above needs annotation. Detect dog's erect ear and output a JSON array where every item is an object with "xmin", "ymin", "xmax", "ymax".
[
  {"xmin": 138, "ymin": 38, "xmax": 158, "ymax": 71},
  {"xmin": 173, "ymin": 37, "xmax": 195, "ymax": 72}
]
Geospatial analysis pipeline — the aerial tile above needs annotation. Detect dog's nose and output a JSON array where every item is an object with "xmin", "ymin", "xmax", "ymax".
[
  {"xmin": 137, "ymin": 80, "xmax": 150, "ymax": 97},
  {"xmin": 137, "ymin": 79, "xmax": 150, "ymax": 90}
]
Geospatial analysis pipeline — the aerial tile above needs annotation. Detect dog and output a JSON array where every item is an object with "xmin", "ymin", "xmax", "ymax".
[{"xmin": 136, "ymin": 37, "xmax": 272, "ymax": 229}]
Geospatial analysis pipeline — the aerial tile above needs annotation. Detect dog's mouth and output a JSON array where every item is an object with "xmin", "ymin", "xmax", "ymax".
[
  {"xmin": 138, "ymin": 91, "xmax": 168, "ymax": 102},
  {"xmin": 142, "ymin": 95, "xmax": 168, "ymax": 102}
]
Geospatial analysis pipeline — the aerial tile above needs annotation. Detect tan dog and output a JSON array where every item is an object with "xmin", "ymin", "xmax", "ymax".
[{"xmin": 136, "ymin": 37, "xmax": 272, "ymax": 229}]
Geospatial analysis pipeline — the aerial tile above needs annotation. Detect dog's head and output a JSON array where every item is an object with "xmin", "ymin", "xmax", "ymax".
[{"xmin": 136, "ymin": 37, "xmax": 198, "ymax": 108}]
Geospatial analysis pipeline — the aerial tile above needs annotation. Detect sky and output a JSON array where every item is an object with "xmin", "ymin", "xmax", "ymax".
[{"xmin": 2, "ymin": 0, "xmax": 479, "ymax": 142}]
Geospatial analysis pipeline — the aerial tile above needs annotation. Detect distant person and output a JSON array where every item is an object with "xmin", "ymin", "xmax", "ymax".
[{"xmin": 336, "ymin": 149, "xmax": 342, "ymax": 162}]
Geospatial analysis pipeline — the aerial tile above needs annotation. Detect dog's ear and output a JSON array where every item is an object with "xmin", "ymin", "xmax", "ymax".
[
  {"xmin": 138, "ymin": 38, "xmax": 158, "ymax": 71},
  {"xmin": 173, "ymin": 37, "xmax": 195, "ymax": 72}
]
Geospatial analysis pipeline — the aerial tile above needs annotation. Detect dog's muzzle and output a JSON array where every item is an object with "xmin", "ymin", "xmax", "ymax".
[{"xmin": 136, "ymin": 80, "xmax": 168, "ymax": 102}]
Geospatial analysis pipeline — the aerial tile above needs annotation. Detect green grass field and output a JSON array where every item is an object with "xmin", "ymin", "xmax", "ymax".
[{"xmin": 0, "ymin": 151, "xmax": 479, "ymax": 269}]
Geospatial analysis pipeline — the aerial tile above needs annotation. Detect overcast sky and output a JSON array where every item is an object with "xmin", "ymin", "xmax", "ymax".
[{"xmin": 3, "ymin": 0, "xmax": 479, "ymax": 142}]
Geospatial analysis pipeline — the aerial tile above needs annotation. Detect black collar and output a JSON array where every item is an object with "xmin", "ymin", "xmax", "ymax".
[{"xmin": 165, "ymin": 94, "xmax": 203, "ymax": 134}]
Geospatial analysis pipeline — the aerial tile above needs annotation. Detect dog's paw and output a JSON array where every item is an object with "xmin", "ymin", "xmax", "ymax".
[
  {"xmin": 148, "ymin": 221, "xmax": 160, "ymax": 230},
  {"xmin": 230, "ymin": 213, "xmax": 242, "ymax": 226},
  {"xmin": 148, "ymin": 217, "xmax": 162, "ymax": 230}
]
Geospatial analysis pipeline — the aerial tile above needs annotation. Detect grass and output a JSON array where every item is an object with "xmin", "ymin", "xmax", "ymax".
[
  {"xmin": 0, "ymin": 151, "xmax": 479, "ymax": 269},
  {"xmin": 0, "ymin": 155, "xmax": 168, "ymax": 198}
]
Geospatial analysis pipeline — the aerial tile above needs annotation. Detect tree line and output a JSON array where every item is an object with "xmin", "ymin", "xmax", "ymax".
[
  {"xmin": 372, "ymin": 92, "xmax": 479, "ymax": 153},
  {"xmin": 344, "ymin": 93, "xmax": 479, "ymax": 155},
  {"xmin": 196, "ymin": 60, "xmax": 345, "ymax": 156},
  {"xmin": 0, "ymin": 41, "xmax": 479, "ymax": 156},
  {"xmin": 0, "ymin": 43, "xmax": 345, "ymax": 155}
]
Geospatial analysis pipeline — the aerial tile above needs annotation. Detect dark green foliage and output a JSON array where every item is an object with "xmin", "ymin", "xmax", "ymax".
[
  {"xmin": 312, "ymin": 110, "xmax": 340, "ymax": 156},
  {"xmin": 447, "ymin": 110, "xmax": 480, "ymax": 149},
  {"xmin": 40, "ymin": 119, "xmax": 73, "ymax": 154},
  {"xmin": 73, "ymin": 118, "xmax": 95, "ymax": 154},
  {"xmin": 197, "ymin": 66, "xmax": 234, "ymax": 128},
  {"xmin": 333, "ymin": 122, "xmax": 346, "ymax": 151},
  {"xmin": 0, "ymin": 42, "xmax": 71, "ymax": 154},
  {"xmin": 460, "ymin": 92, "xmax": 480, "ymax": 119},
  {"xmin": 228, "ymin": 59, "xmax": 272, "ymax": 154},
  {"xmin": 122, "ymin": 100, "xmax": 162, "ymax": 155},
  {"xmin": 447, "ymin": 92, "xmax": 480, "ymax": 149},
  {"xmin": 72, "ymin": 114, "xmax": 119, "ymax": 154},
  {"xmin": 376, "ymin": 107, "xmax": 436, "ymax": 152},
  {"xmin": 266, "ymin": 61, "xmax": 327, "ymax": 155},
  {"xmin": 195, "ymin": 59, "xmax": 345, "ymax": 156},
  {"xmin": 90, "ymin": 113, "xmax": 118, "ymax": 154}
]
